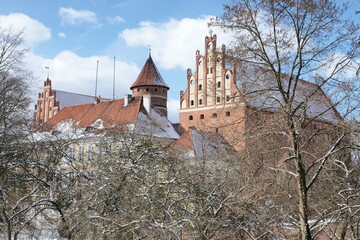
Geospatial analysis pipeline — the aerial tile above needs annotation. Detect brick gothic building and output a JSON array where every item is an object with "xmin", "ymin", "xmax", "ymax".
[
  {"xmin": 179, "ymin": 33, "xmax": 340, "ymax": 150},
  {"xmin": 34, "ymin": 34, "xmax": 340, "ymax": 151},
  {"xmin": 33, "ymin": 54, "xmax": 174, "ymax": 134}
]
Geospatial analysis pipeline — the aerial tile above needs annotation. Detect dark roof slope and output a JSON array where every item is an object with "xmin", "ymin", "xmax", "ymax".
[
  {"xmin": 55, "ymin": 90, "xmax": 95, "ymax": 108},
  {"xmin": 130, "ymin": 55, "xmax": 169, "ymax": 89},
  {"xmin": 235, "ymin": 64, "xmax": 341, "ymax": 123}
]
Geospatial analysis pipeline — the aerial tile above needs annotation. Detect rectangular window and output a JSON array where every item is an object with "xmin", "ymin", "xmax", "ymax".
[
  {"xmin": 199, "ymin": 99, "xmax": 203, "ymax": 105},
  {"xmin": 68, "ymin": 146, "xmax": 75, "ymax": 162},
  {"xmin": 78, "ymin": 146, "xmax": 84, "ymax": 163},
  {"xmin": 88, "ymin": 145, "xmax": 94, "ymax": 162},
  {"xmin": 199, "ymin": 84, "xmax": 202, "ymax": 91},
  {"xmin": 217, "ymin": 97, "xmax": 221, "ymax": 103},
  {"xmin": 191, "ymin": 100, "xmax": 194, "ymax": 106}
]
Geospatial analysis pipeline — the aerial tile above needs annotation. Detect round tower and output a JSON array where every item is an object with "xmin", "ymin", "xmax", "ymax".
[{"xmin": 130, "ymin": 55, "xmax": 169, "ymax": 117}]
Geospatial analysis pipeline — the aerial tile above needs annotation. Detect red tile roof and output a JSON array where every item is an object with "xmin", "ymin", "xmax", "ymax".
[
  {"xmin": 45, "ymin": 97, "xmax": 143, "ymax": 129},
  {"xmin": 130, "ymin": 55, "xmax": 169, "ymax": 90},
  {"xmin": 171, "ymin": 129, "xmax": 195, "ymax": 151}
]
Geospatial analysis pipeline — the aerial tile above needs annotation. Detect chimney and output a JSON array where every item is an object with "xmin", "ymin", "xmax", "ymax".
[
  {"xmin": 95, "ymin": 96, "xmax": 101, "ymax": 104},
  {"xmin": 124, "ymin": 94, "xmax": 133, "ymax": 107},
  {"xmin": 142, "ymin": 94, "xmax": 151, "ymax": 113}
]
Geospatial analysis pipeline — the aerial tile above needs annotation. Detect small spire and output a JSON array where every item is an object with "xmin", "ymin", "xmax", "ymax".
[
  {"xmin": 209, "ymin": 29, "xmax": 213, "ymax": 37},
  {"xmin": 148, "ymin": 45, "xmax": 151, "ymax": 57}
]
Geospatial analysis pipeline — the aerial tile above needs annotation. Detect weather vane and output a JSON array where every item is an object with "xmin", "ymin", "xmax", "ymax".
[{"xmin": 45, "ymin": 66, "xmax": 50, "ymax": 79}]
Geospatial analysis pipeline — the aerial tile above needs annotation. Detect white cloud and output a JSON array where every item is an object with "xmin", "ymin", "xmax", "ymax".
[
  {"xmin": 58, "ymin": 32, "xmax": 66, "ymax": 38},
  {"xmin": 167, "ymin": 98, "xmax": 180, "ymax": 122},
  {"xmin": 120, "ymin": 16, "xmax": 233, "ymax": 70},
  {"xmin": 24, "ymin": 51, "xmax": 139, "ymax": 100},
  {"xmin": 59, "ymin": 7, "xmax": 99, "ymax": 26},
  {"xmin": 107, "ymin": 16, "xmax": 125, "ymax": 24},
  {"xmin": 0, "ymin": 13, "xmax": 51, "ymax": 46}
]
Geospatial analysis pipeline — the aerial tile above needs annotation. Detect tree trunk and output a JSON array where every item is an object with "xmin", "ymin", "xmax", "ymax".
[
  {"xmin": 2, "ymin": 209, "xmax": 12, "ymax": 240},
  {"xmin": 297, "ymin": 159, "xmax": 312, "ymax": 240}
]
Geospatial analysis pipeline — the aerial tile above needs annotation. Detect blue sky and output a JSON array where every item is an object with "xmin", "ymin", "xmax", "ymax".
[{"xmin": 0, "ymin": 0, "xmax": 358, "ymax": 122}]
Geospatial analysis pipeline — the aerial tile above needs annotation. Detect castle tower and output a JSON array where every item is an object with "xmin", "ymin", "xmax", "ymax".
[{"xmin": 130, "ymin": 55, "xmax": 169, "ymax": 117}]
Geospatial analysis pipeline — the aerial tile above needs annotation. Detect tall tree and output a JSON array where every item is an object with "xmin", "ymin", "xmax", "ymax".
[
  {"xmin": 0, "ymin": 27, "xmax": 75, "ymax": 240},
  {"xmin": 212, "ymin": 0, "xmax": 359, "ymax": 239}
]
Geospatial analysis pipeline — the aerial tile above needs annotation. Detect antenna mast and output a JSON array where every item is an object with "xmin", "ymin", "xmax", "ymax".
[{"xmin": 95, "ymin": 60, "xmax": 99, "ymax": 101}]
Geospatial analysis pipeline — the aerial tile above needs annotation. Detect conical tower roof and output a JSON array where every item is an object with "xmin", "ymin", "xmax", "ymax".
[{"xmin": 130, "ymin": 55, "xmax": 169, "ymax": 90}]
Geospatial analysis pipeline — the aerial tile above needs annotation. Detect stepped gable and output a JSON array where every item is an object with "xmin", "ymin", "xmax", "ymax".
[
  {"xmin": 130, "ymin": 55, "xmax": 169, "ymax": 90},
  {"xmin": 45, "ymin": 97, "xmax": 143, "ymax": 128}
]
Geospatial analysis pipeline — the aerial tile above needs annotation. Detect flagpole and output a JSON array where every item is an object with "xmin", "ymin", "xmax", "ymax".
[{"xmin": 113, "ymin": 56, "xmax": 116, "ymax": 100}]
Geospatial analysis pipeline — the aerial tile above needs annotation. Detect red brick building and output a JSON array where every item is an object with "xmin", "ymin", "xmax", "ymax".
[
  {"xmin": 179, "ymin": 33, "xmax": 340, "ymax": 150},
  {"xmin": 33, "ymin": 54, "xmax": 178, "ymax": 139}
]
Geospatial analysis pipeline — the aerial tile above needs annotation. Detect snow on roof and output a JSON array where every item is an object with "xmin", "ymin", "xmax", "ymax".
[
  {"xmin": 171, "ymin": 129, "xmax": 235, "ymax": 160},
  {"xmin": 191, "ymin": 129, "xmax": 235, "ymax": 160},
  {"xmin": 38, "ymin": 97, "xmax": 179, "ymax": 140},
  {"xmin": 135, "ymin": 109, "xmax": 180, "ymax": 139},
  {"xmin": 235, "ymin": 64, "xmax": 341, "ymax": 123},
  {"xmin": 32, "ymin": 120, "xmax": 95, "ymax": 142}
]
